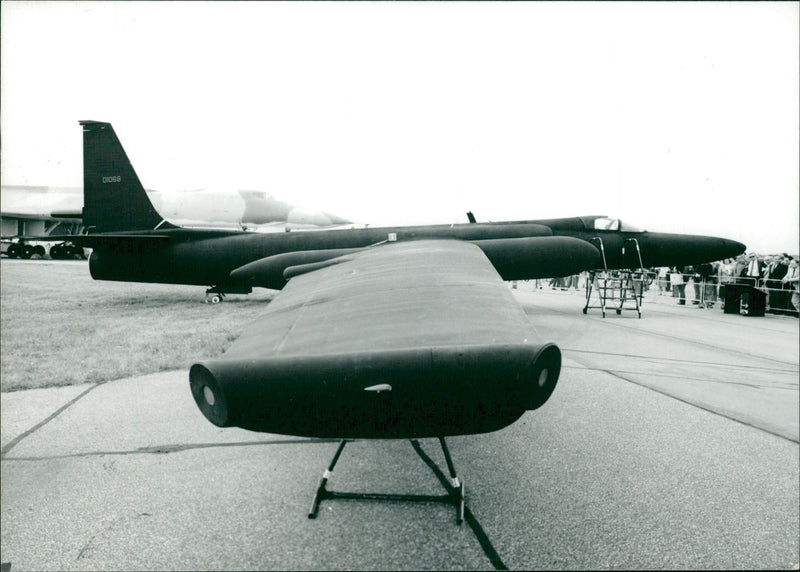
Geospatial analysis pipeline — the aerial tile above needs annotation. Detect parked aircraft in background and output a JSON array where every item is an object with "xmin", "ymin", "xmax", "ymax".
[
  {"xmin": 36, "ymin": 120, "xmax": 747, "ymax": 522},
  {"xmin": 146, "ymin": 188, "xmax": 351, "ymax": 231},
  {"xmin": 0, "ymin": 186, "xmax": 85, "ymax": 258},
  {"xmin": 1, "ymin": 182, "xmax": 350, "ymax": 259}
]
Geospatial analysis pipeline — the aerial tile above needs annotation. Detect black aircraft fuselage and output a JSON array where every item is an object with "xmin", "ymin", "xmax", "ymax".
[
  {"xmin": 87, "ymin": 218, "xmax": 745, "ymax": 292},
  {"xmin": 73, "ymin": 121, "xmax": 746, "ymax": 294}
]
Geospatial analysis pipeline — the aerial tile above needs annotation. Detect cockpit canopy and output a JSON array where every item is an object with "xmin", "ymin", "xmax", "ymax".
[{"xmin": 592, "ymin": 217, "xmax": 644, "ymax": 232}]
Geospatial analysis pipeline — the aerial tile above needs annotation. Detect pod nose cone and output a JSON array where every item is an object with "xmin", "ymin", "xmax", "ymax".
[
  {"xmin": 723, "ymin": 239, "xmax": 747, "ymax": 259},
  {"xmin": 702, "ymin": 236, "xmax": 747, "ymax": 264},
  {"xmin": 638, "ymin": 233, "xmax": 747, "ymax": 267}
]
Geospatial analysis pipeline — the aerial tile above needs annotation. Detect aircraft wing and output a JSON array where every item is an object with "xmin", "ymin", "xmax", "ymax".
[
  {"xmin": 190, "ymin": 239, "xmax": 561, "ymax": 439},
  {"xmin": 0, "ymin": 186, "xmax": 83, "ymax": 222},
  {"xmin": 14, "ymin": 233, "xmax": 173, "ymax": 247}
]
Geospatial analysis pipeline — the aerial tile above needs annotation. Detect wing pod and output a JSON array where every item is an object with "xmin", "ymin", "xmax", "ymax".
[
  {"xmin": 282, "ymin": 255, "xmax": 358, "ymax": 280},
  {"xmin": 230, "ymin": 248, "xmax": 364, "ymax": 289},
  {"xmin": 190, "ymin": 343, "xmax": 561, "ymax": 439},
  {"xmin": 631, "ymin": 233, "xmax": 746, "ymax": 268},
  {"xmin": 473, "ymin": 236, "xmax": 602, "ymax": 279}
]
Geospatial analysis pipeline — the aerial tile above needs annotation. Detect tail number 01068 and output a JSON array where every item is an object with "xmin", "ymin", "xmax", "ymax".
[{"xmin": 102, "ymin": 176, "xmax": 122, "ymax": 183}]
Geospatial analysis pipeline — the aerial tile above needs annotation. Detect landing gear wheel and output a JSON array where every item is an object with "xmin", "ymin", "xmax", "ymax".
[{"xmin": 205, "ymin": 286, "xmax": 229, "ymax": 304}]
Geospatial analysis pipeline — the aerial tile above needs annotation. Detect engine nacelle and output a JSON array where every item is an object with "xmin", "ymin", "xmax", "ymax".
[{"xmin": 190, "ymin": 343, "xmax": 561, "ymax": 439}]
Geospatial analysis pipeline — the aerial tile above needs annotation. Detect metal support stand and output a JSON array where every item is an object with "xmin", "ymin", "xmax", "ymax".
[
  {"xmin": 583, "ymin": 237, "xmax": 645, "ymax": 318},
  {"xmin": 583, "ymin": 237, "xmax": 611, "ymax": 317},
  {"xmin": 618, "ymin": 238, "xmax": 646, "ymax": 318},
  {"xmin": 308, "ymin": 438, "xmax": 465, "ymax": 524}
]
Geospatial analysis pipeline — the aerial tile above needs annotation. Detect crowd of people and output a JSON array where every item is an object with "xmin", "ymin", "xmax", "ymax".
[
  {"xmin": 656, "ymin": 253, "xmax": 799, "ymax": 315},
  {"xmin": 518, "ymin": 252, "xmax": 799, "ymax": 317}
]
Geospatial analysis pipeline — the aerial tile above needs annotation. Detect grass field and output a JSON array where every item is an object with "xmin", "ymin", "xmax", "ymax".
[{"xmin": 0, "ymin": 259, "xmax": 275, "ymax": 392}]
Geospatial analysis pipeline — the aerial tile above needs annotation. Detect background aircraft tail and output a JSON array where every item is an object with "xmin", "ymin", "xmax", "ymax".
[{"xmin": 80, "ymin": 121, "xmax": 176, "ymax": 233}]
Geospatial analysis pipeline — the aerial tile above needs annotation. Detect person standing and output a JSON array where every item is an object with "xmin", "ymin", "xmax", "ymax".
[
  {"xmin": 782, "ymin": 257, "xmax": 799, "ymax": 316},
  {"xmin": 688, "ymin": 265, "xmax": 702, "ymax": 305},
  {"xmin": 733, "ymin": 255, "xmax": 748, "ymax": 285},
  {"xmin": 745, "ymin": 254, "xmax": 763, "ymax": 287},
  {"xmin": 695, "ymin": 262, "xmax": 718, "ymax": 308},
  {"xmin": 718, "ymin": 258, "xmax": 734, "ymax": 302},
  {"xmin": 670, "ymin": 266, "xmax": 686, "ymax": 305},
  {"xmin": 657, "ymin": 266, "xmax": 669, "ymax": 295},
  {"xmin": 765, "ymin": 255, "xmax": 789, "ymax": 313}
]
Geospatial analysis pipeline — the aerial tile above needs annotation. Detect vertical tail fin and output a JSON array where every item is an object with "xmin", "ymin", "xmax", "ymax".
[{"xmin": 80, "ymin": 121, "xmax": 175, "ymax": 233}]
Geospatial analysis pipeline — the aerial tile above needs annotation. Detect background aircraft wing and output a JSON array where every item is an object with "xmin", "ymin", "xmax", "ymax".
[
  {"xmin": 191, "ymin": 239, "xmax": 561, "ymax": 438},
  {"xmin": 14, "ymin": 233, "xmax": 174, "ymax": 246}
]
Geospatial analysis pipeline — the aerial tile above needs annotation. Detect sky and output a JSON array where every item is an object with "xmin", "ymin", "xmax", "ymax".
[{"xmin": 1, "ymin": 1, "xmax": 798, "ymax": 254}]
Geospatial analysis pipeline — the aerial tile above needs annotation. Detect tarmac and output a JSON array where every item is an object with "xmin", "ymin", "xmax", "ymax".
[{"xmin": 2, "ymin": 285, "xmax": 798, "ymax": 570}]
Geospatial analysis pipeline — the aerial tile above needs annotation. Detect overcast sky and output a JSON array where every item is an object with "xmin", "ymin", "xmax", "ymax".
[{"xmin": 2, "ymin": 1, "xmax": 798, "ymax": 253}]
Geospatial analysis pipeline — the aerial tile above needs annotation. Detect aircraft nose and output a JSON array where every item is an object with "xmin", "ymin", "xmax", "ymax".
[{"xmin": 722, "ymin": 239, "xmax": 747, "ymax": 258}]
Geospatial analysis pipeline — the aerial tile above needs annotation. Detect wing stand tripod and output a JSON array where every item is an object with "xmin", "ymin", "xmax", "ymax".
[{"xmin": 308, "ymin": 437, "xmax": 466, "ymax": 524}]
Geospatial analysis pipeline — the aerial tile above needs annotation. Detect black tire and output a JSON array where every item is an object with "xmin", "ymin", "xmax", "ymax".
[
  {"xmin": 7, "ymin": 244, "xmax": 20, "ymax": 258},
  {"xmin": 33, "ymin": 245, "xmax": 46, "ymax": 258},
  {"xmin": 50, "ymin": 245, "xmax": 63, "ymax": 259},
  {"xmin": 21, "ymin": 245, "xmax": 34, "ymax": 259}
]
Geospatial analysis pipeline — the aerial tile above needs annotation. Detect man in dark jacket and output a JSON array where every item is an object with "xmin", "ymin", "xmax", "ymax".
[
  {"xmin": 695, "ymin": 262, "xmax": 718, "ymax": 308},
  {"xmin": 766, "ymin": 255, "xmax": 790, "ymax": 314}
]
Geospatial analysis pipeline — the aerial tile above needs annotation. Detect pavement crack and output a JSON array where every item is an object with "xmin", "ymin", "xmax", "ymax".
[
  {"xmin": 134, "ymin": 438, "xmax": 339, "ymax": 455},
  {"xmin": 76, "ymin": 514, "xmax": 131, "ymax": 561},
  {"xmin": 1, "ymin": 383, "xmax": 105, "ymax": 458},
  {"xmin": 537, "ymin": 302, "xmax": 798, "ymax": 368},
  {"xmin": 561, "ymin": 365, "xmax": 798, "ymax": 390},
  {"xmin": 76, "ymin": 524, "xmax": 106, "ymax": 560},
  {"xmin": 562, "ymin": 348, "xmax": 799, "ymax": 373},
  {"xmin": 2, "ymin": 437, "xmax": 340, "ymax": 461},
  {"xmin": 599, "ymin": 368, "xmax": 799, "ymax": 444}
]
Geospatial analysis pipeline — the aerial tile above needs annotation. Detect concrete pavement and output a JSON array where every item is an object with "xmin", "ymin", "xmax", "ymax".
[{"xmin": 2, "ymin": 289, "xmax": 798, "ymax": 570}]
